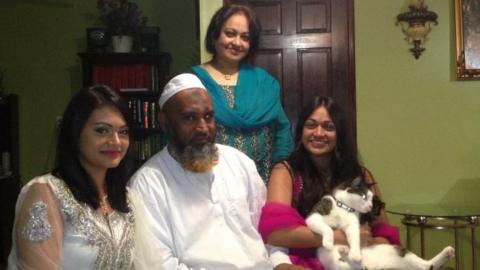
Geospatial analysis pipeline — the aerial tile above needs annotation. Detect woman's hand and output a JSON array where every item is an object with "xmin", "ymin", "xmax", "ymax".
[
  {"xmin": 333, "ymin": 229, "xmax": 348, "ymax": 245},
  {"xmin": 332, "ymin": 225, "xmax": 376, "ymax": 247},
  {"xmin": 359, "ymin": 224, "xmax": 390, "ymax": 245},
  {"xmin": 359, "ymin": 224, "xmax": 373, "ymax": 246}
]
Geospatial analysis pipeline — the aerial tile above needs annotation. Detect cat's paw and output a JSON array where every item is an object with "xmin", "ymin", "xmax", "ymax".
[
  {"xmin": 442, "ymin": 246, "xmax": 455, "ymax": 259},
  {"xmin": 322, "ymin": 234, "xmax": 334, "ymax": 250},
  {"xmin": 348, "ymin": 250, "xmax": 362, "ymax": 263},
  {"xmin": 305, "ymin": 214, "xmax": 323, "ymax": 234},
  {"xmin": 431, "ymin": 246, "xmax": 455, "ymax": 270},
  {"xmin": 337, "ymin": 245, "xmax": 350, "ymax": 258}
]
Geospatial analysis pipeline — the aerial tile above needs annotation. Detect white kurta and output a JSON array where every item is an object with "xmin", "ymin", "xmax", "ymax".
[{"xmin": 129, "ymin": 144, "xmax": 273, "ymax": 270}]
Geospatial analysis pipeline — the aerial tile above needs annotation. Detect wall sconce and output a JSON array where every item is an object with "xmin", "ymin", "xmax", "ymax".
[{"xmin": 396, "ymin": 0, "xmax": 438, "ymax": 59}]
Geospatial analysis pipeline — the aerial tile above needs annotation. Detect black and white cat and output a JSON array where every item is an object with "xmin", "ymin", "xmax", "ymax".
[{"xmin": 305, "ymin": 177, "xmax": 455, "ymax": 270}]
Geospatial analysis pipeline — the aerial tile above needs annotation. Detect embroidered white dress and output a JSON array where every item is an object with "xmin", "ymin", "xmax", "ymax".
[{"xmin": 7, "ymin": 174, "xmax": 136, "ymax": 270}]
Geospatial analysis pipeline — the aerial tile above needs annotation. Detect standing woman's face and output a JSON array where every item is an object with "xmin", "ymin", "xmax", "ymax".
[
  {"xmin": 214, "ymin": 12, "xmax": 251, "ymax": 65},
  {"xmin": 301, "ymin": 106, "xmax": 337, "ymax": 159},
  {"xmin": 78, "ymin": 105, "xmax": 130, "ymax": 175}
]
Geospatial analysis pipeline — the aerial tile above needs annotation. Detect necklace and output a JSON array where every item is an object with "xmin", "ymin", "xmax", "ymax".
[
  {"xmin": 99, "ymin": 195, "xmax": 110, "ymax": 215},
  {"xmin": 209, "ymin": 62, "xmax": 237, "ymax": 81}
]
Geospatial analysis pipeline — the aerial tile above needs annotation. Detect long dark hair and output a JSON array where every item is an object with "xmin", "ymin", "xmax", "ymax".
[
  {"xmin": 205, "ymin": 2, "xmax": 261, "ymax": 62},
  {"xmin": 52, "ymin": 85, "xmax": 134, "ymax": 212},
  {"xmin": 289, "ymin": 96, "xmax": 364, "ymax": 217}
]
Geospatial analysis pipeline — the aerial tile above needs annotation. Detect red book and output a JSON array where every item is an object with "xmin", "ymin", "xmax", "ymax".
[
  {"xmin": 142, "ymin": 64, "xmax": 151, "ymax": 89},
  {"xmin": 129, "ymin": 64, "xmax": 136, "ymax": 88},
  {"xmin": 143, "ymin": 101, "xmax": 149, "ymax": 129}
]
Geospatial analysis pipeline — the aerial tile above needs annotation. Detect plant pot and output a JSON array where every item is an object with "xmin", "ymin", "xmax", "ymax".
[{"xmin": 111, "ymin": 35, "xmax": 133, "ymax": 53}]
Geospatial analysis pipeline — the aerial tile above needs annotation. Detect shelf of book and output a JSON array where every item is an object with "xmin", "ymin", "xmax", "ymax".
[{"xmin": 79, "ymin": 52, "xmax": 171, "ymax": 93}]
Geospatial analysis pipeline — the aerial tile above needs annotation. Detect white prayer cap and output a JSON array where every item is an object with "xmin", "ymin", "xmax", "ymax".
[{"xmin": 158, "ymin": 73, "xmax": 207, "ymax": 109}]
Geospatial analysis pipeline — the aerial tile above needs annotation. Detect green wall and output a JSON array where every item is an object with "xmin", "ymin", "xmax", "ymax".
[
  {"xmin": 355, "ymin": 0, "xmax": 480, "ymax": 267},
  {"xmin": 199, "ymin": 0, "xmax": 223, "ymax": 63},
  {"xmin": 356, "ymin": 0, "xmax": 480, "ymax": 207},
  {"xmin": 137, "ymin": 0, "xmax": 199, "ymax": 73},
  {"xmin": 0, "ymin": 1, "xmax": 94, "ymax": 181},
  {"xmin": 0, "ymin": 0, "xmax": 198, "ymax": 183}
]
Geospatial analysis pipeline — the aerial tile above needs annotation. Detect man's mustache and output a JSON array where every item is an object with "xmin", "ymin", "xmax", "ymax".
[{"xmin": 190, "ymin": 132, "xmax": 214, "ymax": 142}]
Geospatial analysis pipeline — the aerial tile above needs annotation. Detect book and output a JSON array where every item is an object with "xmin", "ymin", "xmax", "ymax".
[{"xmin": 143, "ymin": 101, "xmax": 149, "ymax": 129}]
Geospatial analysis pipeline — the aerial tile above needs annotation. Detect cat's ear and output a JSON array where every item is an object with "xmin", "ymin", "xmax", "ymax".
[{"xmin": 351, "ymin": 177, "xmax": 362, "ymax": 187}]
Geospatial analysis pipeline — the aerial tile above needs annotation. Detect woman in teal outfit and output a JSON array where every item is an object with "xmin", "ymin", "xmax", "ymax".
[{"xmin": 192, "ymin": 3, "xmax": 293, "ymax": 180}]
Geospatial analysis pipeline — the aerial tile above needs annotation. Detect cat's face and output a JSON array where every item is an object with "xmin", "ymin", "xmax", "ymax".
[{"xmin": 334, "ymin": 178, "xmax": 374, "ymax": 213}]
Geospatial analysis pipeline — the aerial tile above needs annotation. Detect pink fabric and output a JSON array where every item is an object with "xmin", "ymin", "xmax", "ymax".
[
  {"xmin": 259, "ymin": 202, "xmax": 306, "ymax": 242},
  {"xmin": 289, "ymin": 251, "xmax": 325, "ymax": 270},
  {"xmin": 259, "ymin": 202, "xmax": 325, "ymax": 270},
  {"xmin": 371, "ymin": 223, "xmax": 402, "ymax": 246},
  {"xmin": 293, "ymin": 175, "xmax": 303, "ymax": 197}
]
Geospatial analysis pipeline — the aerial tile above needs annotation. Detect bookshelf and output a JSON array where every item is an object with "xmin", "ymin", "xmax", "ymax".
[
  {"xmin": 0, "ymin": 94, "xmax": 20, "ymax": 268},
  {"xmin": 79, "ymin": 52, "xmax": 171, "ymax": 167}
]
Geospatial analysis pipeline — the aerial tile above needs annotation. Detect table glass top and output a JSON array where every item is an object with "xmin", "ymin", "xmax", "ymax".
[{"xmin": 387, "ymin": 203, "xmax": 480, "ymax": 217}]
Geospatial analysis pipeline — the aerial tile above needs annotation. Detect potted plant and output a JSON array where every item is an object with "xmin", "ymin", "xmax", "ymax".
[{"xmin": 97, "ymin": 0, "xmax": 148, "ymax": 53}]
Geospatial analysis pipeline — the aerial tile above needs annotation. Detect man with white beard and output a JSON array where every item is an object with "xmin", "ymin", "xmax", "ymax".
[{"xmin": 129, "ymin": 73, "xmax": 297, "ymax": 270}]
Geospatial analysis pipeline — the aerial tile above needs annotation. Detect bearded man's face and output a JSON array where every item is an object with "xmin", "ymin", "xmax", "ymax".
[{"xmin": 161, "ymin": 89, "xmax": 218, "ymax": 172}]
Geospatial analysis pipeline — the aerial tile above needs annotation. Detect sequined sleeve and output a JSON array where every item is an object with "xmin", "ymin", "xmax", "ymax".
[
  {"xmin": 13, "ymin": 182, "xmax": 64, "ymax": 269},
  {"xmin": 21, "ymin": 200, "xmax": 52, "ymax": 242}
]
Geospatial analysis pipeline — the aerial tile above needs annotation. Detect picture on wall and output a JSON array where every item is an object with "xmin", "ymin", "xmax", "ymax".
[{"xmin": 455, "ymin": 0, "xmax": 480, "ymax": 79}]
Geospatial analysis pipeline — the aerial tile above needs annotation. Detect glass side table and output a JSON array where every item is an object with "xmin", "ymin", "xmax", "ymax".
[{"xmin": 387, "ymin": 204, "xmax": 480, "ymax": 270}]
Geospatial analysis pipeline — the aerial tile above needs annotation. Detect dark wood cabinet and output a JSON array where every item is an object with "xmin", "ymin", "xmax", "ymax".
[
  {"xmin": 0, "ymin": 94, "xmax": 20, "ymax": 269},
  {"xmin": 79, "ymin": 52, "xmax": 172, "ymax": 167}
]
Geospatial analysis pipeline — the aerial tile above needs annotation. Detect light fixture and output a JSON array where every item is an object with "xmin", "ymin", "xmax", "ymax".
[{"xmin": 396, "ymin": 0, "xmax": 438, "ymax": 59}]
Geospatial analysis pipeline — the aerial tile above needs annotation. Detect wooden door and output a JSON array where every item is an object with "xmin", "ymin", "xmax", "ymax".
[{"xmin": 227, "ymin": 0, "xmax": 356, "ymax": 135}]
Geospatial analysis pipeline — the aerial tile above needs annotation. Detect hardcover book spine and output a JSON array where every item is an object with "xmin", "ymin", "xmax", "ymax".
[
  {"xmin": 130, "ymin": 99, "xmax": 137, "ymax": 126},
  {"xmin": 143, "ymin": 101, "xmax": 149, "ymax": 129},
  {"xmin": 136, "ymin": 99, "xmax": 142, "ymax": 128},
  {"xmin": 150, "ymin": 102, "xmax": 156, "ymax": 129}
]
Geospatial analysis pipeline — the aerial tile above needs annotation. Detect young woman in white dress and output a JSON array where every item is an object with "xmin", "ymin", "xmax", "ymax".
[{"xmin": 7, "ymin": 85, "xmax": 140, "ymax": 270}]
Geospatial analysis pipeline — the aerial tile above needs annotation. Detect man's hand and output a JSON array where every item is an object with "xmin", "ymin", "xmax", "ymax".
[{"xmin": 274, "ymin": 263, "xmax": 310, "ymax": 270}]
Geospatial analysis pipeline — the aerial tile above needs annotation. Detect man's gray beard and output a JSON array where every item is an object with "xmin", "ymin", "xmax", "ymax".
[{"xmin": 172, "ymin": 142, "xmax": 219, "ymax": 173}]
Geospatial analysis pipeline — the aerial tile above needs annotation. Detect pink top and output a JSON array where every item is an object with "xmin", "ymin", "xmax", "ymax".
[{"xmin": 293, "ymin": 175, "xmax": 303, "ymax": 198}]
